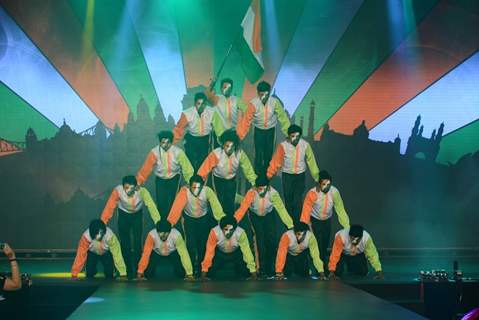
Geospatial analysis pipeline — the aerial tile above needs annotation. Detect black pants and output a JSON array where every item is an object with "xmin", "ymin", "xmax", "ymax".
[
  {"xmin": 183, "ymin": 214, "xmax": 214, "ymax": 274},
  {"xmin": 335, "ymin": 252, "xmax": 368, "ymax": 277},
  {"xmin": 254, "ymin": 127, "xmax": 275, "ymax": 176},
  {"xmin": 184, "ymin": 133, "xmax": 210, "ymax": 172},
  {"xmin": 311, "ymin": 217, "xmax": 331, "ymax": 268},
  {"xmin": 118, "ymin": 209, "xmax": 143, "ymax": 278},
  {"xmin": 207, "ymin": 249, "xmax": 250, "ymax": 279},
  {"xmin": 212, "ymin": 175, "xmax": 236, "ymax": 216},
  {"xmin": 284, "ymin": 250, "xmax": 310, "ymax": 278},
  {"xmin": 86, "ymin": 251, "xmax": 114, "ymax": 279},
  {"xmin": 250, "ymin": 211, "xmax": 276, "ymax": 276},
  {"xmin": 144, "ymin": 251, "xmax": 185, "ymax": 279},
  {"xmin": 282, "ymin": 172, "xmax": 306, "ymax": 223},
  {"xmin": 155, "ymin": 174, "xmax": 181, "ymax": 215}
]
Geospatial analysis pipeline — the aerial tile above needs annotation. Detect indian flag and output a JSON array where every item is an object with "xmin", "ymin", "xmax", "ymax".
[{"xmin": 238, "ymin": 0, "xmax": 264, "ymax": 83}]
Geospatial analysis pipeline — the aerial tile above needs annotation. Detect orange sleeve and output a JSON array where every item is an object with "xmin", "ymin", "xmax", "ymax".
[
  {"xmin": 328, "ymin": 234, "xmax": 344, "ymax": 272},
  {"xmin": 236, "ymin": 103, "xmax": 256, "ymax": 140},
  {"xmin": 234, "ymin": 190, "xmax": 255, "ymax": 223},
  {"xmin": 167, "ymin": 187, "xmax": 188, "ymax": 226},
  {"xmin": 136, "ymin": 151, "xmax": 157, "ymax": 185},
  {"xmin": 71, "ymin": 236, "xmax": 90, "ymax": 277},
  {"xmin": 205, "ymin": 86, "xmax": 220, "ymax": 106},
  {"xmin": 100, "ymin": 189, "xmax": 120, "ymax": 225},
  {"xmin": 275, "ymin": 233, "xmax": 291, "ymax": 273},
  {"xmin": 197, "ymin": 151, "xmax": 219, "ymax": 181},
  {"xmin": 300, "ymin": 190, "xmax": 317, "ymax": 224},
  {"xmin": 137, "ymin": 234, "xmax": 155, "ymax": 274},
  {"xmin": 201, "ymin": 230, "xmax": 218, "ymax": 272},
  {"xmin": 267, "ymin": 144, "xmax": 285, "ymax": 179},
  {"xmin": 172, "ymin": 113, "xmax": 189, "ymax": 144}
]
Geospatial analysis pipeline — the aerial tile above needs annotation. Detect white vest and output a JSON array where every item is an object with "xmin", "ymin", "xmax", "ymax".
[
  {"xmin": 309, "ymin": 186, "xmax": 339, "ymax": 221},
  {"xmin": 212, "ymin": 148, "xmax": 241, "ymax": 180},
  {"xmin": 280, "ymin": 139, "xmax": 310, "ymax": 175},
  {"xmin": 151, "ymin": 145, "xmax": 185, "ymax": 179},
  {"xmin": 217, "ymin": 95, "xmax": 239, "ymax": 129},
  {"xmin": 249, "ymin": 187, "xmax": 277, "ymax": 216},
  {"xmin": 250, "ymin": 96, "xmax": 280, "ymax": 130},
  {"xmin": 83, "ymin": 227, "xmax": 114, "ymax": 255},
  {"xmin": 150, "ymin": 228, "xmax": 182, "ymax": 256},
  {"xmin": 286, "ymin": 230, "xmax": 312, "ymax": 256},
  {"xmin": 115, "ymin": 185, "xmax": 143, "ymax": 213},
  {"xmin": 337, "ymin": 228, "xmax": 371, "ymax": 256},
  {"xmin": 212, "ymin": 225, "xmax": 244, "ymax": 253},
  {"xmin": 182, "ymin": 106, "xmax": 216, "ymax": 137},
  {"xmin": 184, "ymin": 187, "xmax": 208, "ymax": 218}
]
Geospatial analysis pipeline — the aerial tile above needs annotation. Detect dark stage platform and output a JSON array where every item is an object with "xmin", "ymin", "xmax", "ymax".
[
  {"xmin": 1, "ymin": 257, "xmax": 478, "ymax": 319},
  {"xmin": 69, "ymin": 280, "xmax": 426, "ymax": 320}
]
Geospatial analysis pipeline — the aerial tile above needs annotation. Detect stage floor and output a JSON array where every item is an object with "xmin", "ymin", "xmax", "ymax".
[
  {"xmin": 1, "ymin": 257, "xmax": 478, "ymax": 319},
  {"xmin": 69, "ymin": 280, "xmax": 426, "ymax": 320}
]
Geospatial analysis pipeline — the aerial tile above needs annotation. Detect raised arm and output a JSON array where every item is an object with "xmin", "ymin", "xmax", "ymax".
[
  {"xmin": 136, "ymin": 151, "xmax": 157, "ymax": 185},
  {"xmin": 167, "ymin": 187, "xmax": 188, "ymax": 226},
  {"xmin": 332, "ymin": 190, "xmax": 350, "ymax": 229},
  {"xmin": 271, "ymin": 191, "xmax": 293, "ymax": 229},
  {"xmin": 305, "ymin": 143, "xmax": 320, "ymax": 181},
  {"xmin": 239, "ymin": 151, "xmax": 257, "ymax": 186},
  {"xmin": 206, "ymin": 187, "xmax": 226, "ymax": 220},
  {"xmin": 300, "ymin": 190, "xmax": 317, "ymax": 224},
  {"xmin": 140, "ymin": 187, "xmax": 161, "ymax": 224},
  {"xmin": 266, "ymin": 144, "xmax": 285, "ymax": 179},
  {"xmin": 100, "ymin": 189, "xmax": 119, "ymax": 225}
]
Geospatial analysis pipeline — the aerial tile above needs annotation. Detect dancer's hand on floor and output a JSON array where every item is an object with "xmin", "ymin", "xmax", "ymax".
[
  {"xmin": 274, "ymin": 273, "xmax": 285, "ymax": 280},
  {"xmin": 200, "ymin": 272, "xmax": 210, "ymax": 281},
  {"xmin": 328, "ymin": 272, "xmax": 339, "ymax": 280},
  {"xmin": 184, "ymin": 274, "xmax": 195, "ymax": 282},
  {"xmin": 318, "ymin": 272, "xmax": 328, "ymax": 280},
  {"xmin": 247, "ymin": 272, "xmax": 257, "ymax": 280}
]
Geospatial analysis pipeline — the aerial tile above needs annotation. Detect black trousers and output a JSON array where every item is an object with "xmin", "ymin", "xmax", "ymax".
[
  {"xmin": 118, "ymin": 209, "xmax": 143, "ymax": 278},
  {"xmin": 335, "ymin": 252, "xmax": 368, "ymax": 277},
  {"xmin": 311, "ymin": 217, "xmax": 331, "ymax": 268},
  {"xmin": 284, "ymin": 250, "xmax": 310, "ymax": 278},
  {"xmin": 184, "ymin": 133, "xmax": 210, "ymax": 172},
  {"xmin": 212, "ymin": 175, "xmax": 236, "ymax": 216},
  {"xmin": 155, "ymin": 174, "xmax": 181, "ymax": 215},
  {"xmin": 282, "ymin": 172, "xmax": 306, "ymax": 223},
  {"xmin": 183, "ymin": 214, "xmax": 214, "ymax": 274},
  {"xmin": 144, "ymin": 251, "xmax": 185, "ymax": 279},
  {"xmin": 250, "ymin": 211, "xmax": 276, "ymax": 276},
  {"xmin": 207, "ymin": 249, "xmax": 250, "ymax": 279},
  {"xmin": 86, "ymin": 251, "xmax": 114, "ymax": 279},
  {"xmin": 254, "ymin": 127, "xmax": 275, "ymax": 176}
]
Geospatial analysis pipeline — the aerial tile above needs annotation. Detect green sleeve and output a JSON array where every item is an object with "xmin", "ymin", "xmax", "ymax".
[
  {"xmin": 206, "ymin": 187, "xmax": 226, "ymax": 220},
  {"xmin": 212, "ymin": 110, "xmax": 226, "ymax": 138},
  {"xmin": 271, "ymin": 191, "xmax": 293, "ymax": 229},
  {"xmin": 238, "ymin": 231, "xmax": 256, "ymax": 273},
  {"xmin": 274, "ymin": 99, "xmax": 291, "ymax": 136},
  {"xmin": 107, "ymin": 234, "xmax": 127, "ymax": 276},
  {"xmin": 308, "ymin": 233, "xmax": 324, "ymax": 273},
  {"xmin": 140, "ymin": 187, "xmax": 161, "ymax": 223},
  {"xmin": 239, "ymin": 151, "xmax": 257, "ymax": 186},
  {"xmin": 178, "ymin": 150, "xmax": 194, "ymax": 183},
  {"xmin": 332, "ymin": 190, "xmax": 350, "ymax": 229},
  {"xmin": 175, "ymin": 234, "xmax": 194, "ymax": 276},
  {"xmin": 305, "ymin": 143, "xmax": 320, "ymax": 181},
  {"xmin": 364, "ymin": 237, "xmax": 382, "ymax": 272}
]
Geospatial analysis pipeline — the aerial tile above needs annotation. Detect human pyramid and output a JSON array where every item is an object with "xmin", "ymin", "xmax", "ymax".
[{"xmin": 71, "ymin": 78, "xmax": 383, "ymax": 282}]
